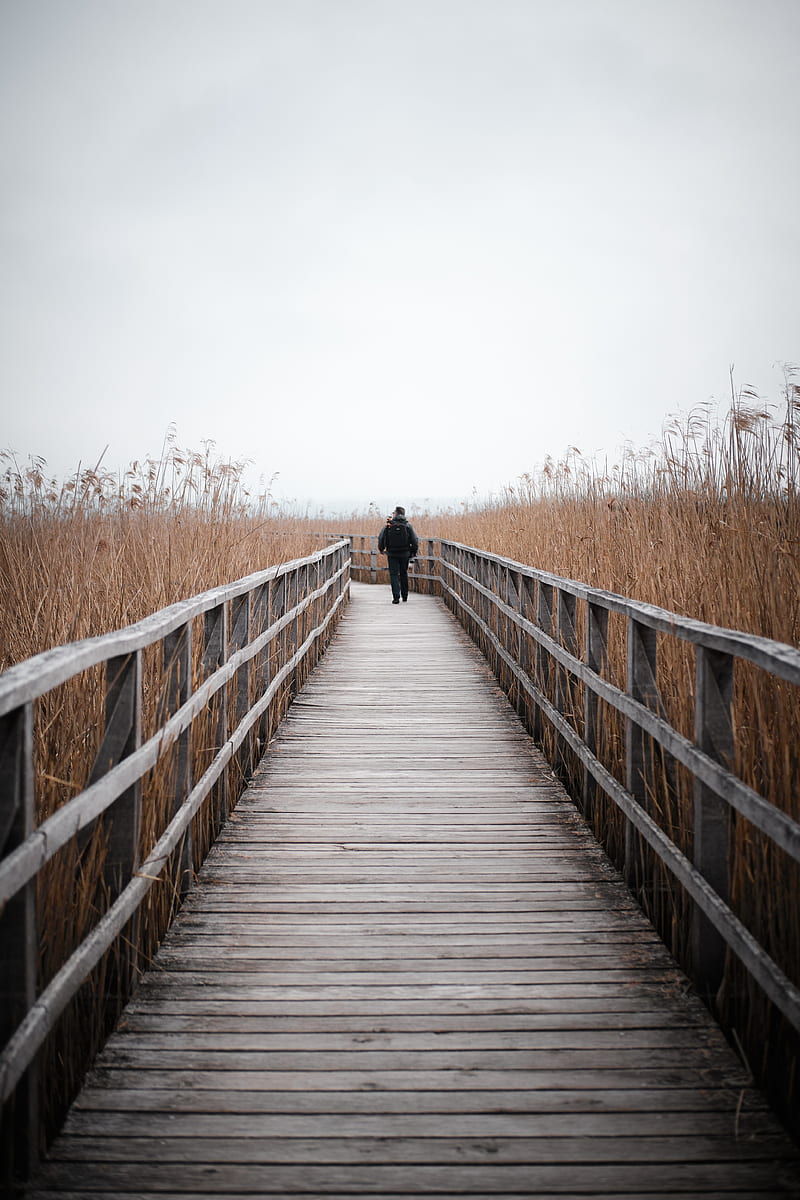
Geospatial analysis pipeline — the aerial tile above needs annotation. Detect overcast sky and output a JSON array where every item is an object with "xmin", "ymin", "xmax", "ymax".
[{"xmin": 1, "ymin": 0, "xmax": 797, "ymax": 512}]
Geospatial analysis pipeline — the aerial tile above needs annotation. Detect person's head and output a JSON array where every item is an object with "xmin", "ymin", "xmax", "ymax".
[{"xmin": 394, "ymin": 506, "xmax": 405, "ymax": 517}]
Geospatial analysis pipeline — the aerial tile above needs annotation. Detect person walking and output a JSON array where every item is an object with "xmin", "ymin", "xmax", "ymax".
[{"xmin": 378, "ymin": 506, "xmax": 419, "ymax": 604}]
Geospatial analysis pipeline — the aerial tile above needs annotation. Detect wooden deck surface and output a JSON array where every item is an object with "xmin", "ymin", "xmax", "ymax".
[{"xmin": 29, "ymin": 582, "xmax": 800, "ymax": 1197}]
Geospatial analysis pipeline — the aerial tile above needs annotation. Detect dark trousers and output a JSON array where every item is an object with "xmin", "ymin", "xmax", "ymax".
[{"xmin": 387, "ymin": 553, "xmax": 411, "ymax": 600}]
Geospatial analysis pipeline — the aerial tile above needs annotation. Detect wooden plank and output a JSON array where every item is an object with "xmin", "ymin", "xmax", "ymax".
[
  {"xmin": 24, "ymin": 1191, "xmax": 790, "ymax": 1200},
  {"xmin": 105, "ymin": 1025, "xmax": 733, "ymax": 1051},
  {"xmin": 28, "ymin": 1160, "xmax": 800, "ymax": 1193},
  {"xmin": 31, "ymin": 582, "xmax": 800, "ymax": 1197},
  {"xmin": 72, "ymin": 1086, "xmax": 771, "ymax": 1116},
  {"xmin": 116, "ymin": 1011, "xmax": 718, "ymax": 1033},
  {"xmin": 82, "ymin": 1066, "xmax": 755, "ymax": 1092},
  {"xmin": 123, "ymin": 995, "xmax": 713, "ymax": 1017},
  {"xmin": 58, "ymin": 1105, "xmax": 791, "ymax": 1139},
  {"xmin": 47, "ymin": 1131, "xmax": 798, "ymax": 1162},
  {"xmin": 157, "ymin": 939, "xmax": 665, "ymax": 957},
  {"xmin": 174, "ymin": 905, "xmax": 651, "ymax": 918},
  {"xmin": 91, "ymin": 1048, "xmax": 736, "ymax": 1073},
  {"xmin": 126, "ymin": 968, "xmax": 683, "ymax": 985},
  {"xmin": 117, "ymin": 983, "xmax": 705, "ymax": 1002}
]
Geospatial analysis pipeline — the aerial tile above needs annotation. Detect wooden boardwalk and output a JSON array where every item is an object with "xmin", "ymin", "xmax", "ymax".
[{"xmin": 29, "ymin": 582, "xmax": 800, "ymax": 1197}]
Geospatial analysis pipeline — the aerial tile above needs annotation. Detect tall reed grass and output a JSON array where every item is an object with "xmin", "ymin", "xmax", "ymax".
[
  {"xmin": 0, "ymin": 429, "xmax": 323, "ymax": 670},
  {"xmin": 436, "ymin": 375, "xmax": 799, "ymax": 645},
  {"xmin": 3, "ymin": 374, "xmax": 799, "ymax": 1143},
  {"xmin": 0, "ymin": 431, "xmax": 334, "ymax": 1154},
  {"xmin": 431, "ymin": 371, "xmax": 800, "ymax": 1132}
]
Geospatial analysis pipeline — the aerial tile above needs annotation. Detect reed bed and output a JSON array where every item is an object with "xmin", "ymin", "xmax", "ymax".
[
  {"xmin": 432, "ymin": 376, "xmax": 800, "ymax": 1132},
  {"xmin": 3, "ymin": 378, "xmax": 799, "ymax": 1143},
  {"xmin": 0, "ymin": 434, "xmax": 336, "ymax": 1151},
  {"xmin": 0, "ymin": 435, "xmax": 324, "ymax": 670}
]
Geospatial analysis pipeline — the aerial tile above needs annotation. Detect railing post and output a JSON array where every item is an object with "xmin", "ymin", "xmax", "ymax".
[
  {"xmin": 495, "ymin": 567, "xmax": 508, "ymax": 689},
  {"xmin": 290, "ymin": 564, "xmax": 301, "ymax": 694},
  {"xmin": 230, "ymin": 592, "xmax": 252, "ymax": 786},
  {"xmin": 555, "ymin": 587, "xmax": 578, "ymax": 778},
  {"xmin": 310, "ymin": 556, "xmax": 321, "ymax": 635},
  {"xmin": 534, "ymin": 582, "xmax": 554, "ymax": 741},
  {"xmin": 506, "ymin": 571, "xmax": 521, "ymax": 708},
  {"xmin": 370, "ymin": 536, "xmax": 378, "ymax": 585},
  {"xmin": 271, "ymin": 573, "xmax": 288, "ymax": 728},
  {"xmin": 556, "ymin": 588, "xmax": 577, "ymax": 710},
  {"xmin": 203, "ymin": 602, "xmax": 229, "ymax": 828},
  {"xmin": 493, "ymin": 563, "xmax": 503, "ymax": 640},
  {"xmin": 438, "ymin": 541, "xmax": 448, "ymax": 604},
  {"xmin": 163, "ymin": 621, "xmax": 193, "ymax": 897},
  {"xmin": 88, "ymin": 651, "xmax": 143, "ymax": 1010},
  {"xmin": 488, "ymin": 562, "xmax": 498, "ymax": 640},
  {"xmin": 625, "ymin": 618, "xmax": 658, "ymax": 889},
  {"xmin": 583, "ymin": 601, "xmax": 608, "ymax": 822},
  {"xmin": 91, "ymin": 652, "xmax": 143, "ymax": 897},
  {"xmin": 469, "ymin": 553, "xmax": 478, "ymax": 644},
  {"xmin": 692, "ymin": 646, "xmax": 734, "ymax": 1007},
  {"xmin": 479, "ymin": 557, "xmax": 492, "ymax": 665},
  {"xmin": 252, "ymin": 581, "xmax": 271, "ymax": 754},
  {"xmin": 517, "ymin": 574, "xmax": 537, "ymax": 731},
  {"xmin": 0, "ymin": 702, "xmax": 38, "ymax": 1186}
]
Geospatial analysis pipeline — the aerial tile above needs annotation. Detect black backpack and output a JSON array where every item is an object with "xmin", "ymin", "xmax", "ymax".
[{"xmin": 385, "ymin": 520, "xmax": 411, "ymax": 551}]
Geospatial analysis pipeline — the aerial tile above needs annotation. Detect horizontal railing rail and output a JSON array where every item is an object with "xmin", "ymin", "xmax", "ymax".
[
  {"xmin": 4, "ymin": 527, "xmax": 799, "ymax": 1165},
  {"xmin": 0, "ymin": 540, "xmax": 350, "ymax": 1182},
  {"xmin": 338, "ymin": 531, "xmax": 800, "ymax": 1128},
  {"xmin": 436, "ymin": 540, "xmax": 800, "ymax": 994},
  {"xmin": 333, "ymin": 533, "xmax": 440, "ymax": 593},
  {"xmin": 429, "ymin": 537, "xmax": 800, "ymax": 1134}
]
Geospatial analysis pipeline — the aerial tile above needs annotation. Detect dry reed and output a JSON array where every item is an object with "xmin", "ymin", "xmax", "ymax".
[
  {"xmin": 430, "ymin": 370, "xmax": 800, "ymax": 1133},
  {"xmin": 0, "ymin": 430, "xmax": 336, "ymax": 1151},
  {"xmin": 3, "ymin": 374, "xmax": 800, "ymax": 1141},
  {"xmin": 0, "ymin": 430, "xmax": 324, "ymax": 670}
]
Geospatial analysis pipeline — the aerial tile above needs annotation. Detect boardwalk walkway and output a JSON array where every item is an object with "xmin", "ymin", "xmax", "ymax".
[{"xmin": 30, "ymin": 582, "xmax": 799, "ymax": 1197}]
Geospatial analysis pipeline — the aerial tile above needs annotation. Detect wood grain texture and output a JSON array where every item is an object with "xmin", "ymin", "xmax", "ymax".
[{"xmin": 29, "ymin": 583, "xmax": 800, "ymax": 1197}]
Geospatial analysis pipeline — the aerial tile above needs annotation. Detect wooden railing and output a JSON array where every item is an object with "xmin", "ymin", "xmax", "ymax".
[
  {"xmin": 430, "ymin": 538, "xmax": 800, "ymax": 1133},
  {"xmin": 0, "ymin": 540, "xmax": 349, "ymax": 1181},
  {"xmin": 340, "ymin": 533, "xmax": 440, "ymax": 594},
  {"xmin": 3, "ymin": 529, "xmax": 800, "ymax": 1168},
  {"xmin": 341, "ymin": 532, "xmax": 800, "ymax": 1127}
]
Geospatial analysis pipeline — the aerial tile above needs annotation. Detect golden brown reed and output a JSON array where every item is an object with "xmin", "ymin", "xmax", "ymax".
[
  {"xmin": 435, "ymin": 391, "xmax": 799, "ymax": 646},
  {"xmin": 3, "ymin": 376, "xmax": 800, "ymax": 1140},
  {"xmin": 0, "ymin": 433, "xmax": 334, "ymax": 1148},
  {"xmin": 429, "ymin": 377, "xmax": 800, "ymax": 1130},
  {"xmin": 0, "ymin": 435, "xmax": 323, "ymax": 671}
]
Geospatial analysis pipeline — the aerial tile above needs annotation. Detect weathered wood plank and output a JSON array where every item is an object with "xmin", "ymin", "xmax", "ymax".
[
  {"xmin": 24, "ymin": 1191, "xmax": 790, "ymax": 1200},
  {"xmin": 28, "ymin": 1160, "xmax": 800, "ymax": 1193},
  {"xmin": 97, "ymin": 1028, "xmax": 734, "ymax": 1052},
  {"xmin": 118, "ymin": 983, "xmax": 707, "ymax": 1003},
  {"xmin": 82, "ymin": 1065, "xmax": 755, "ymax": 1092},
  {"xmin": 47, "ymin": 1131, "xmax": 799, "ymax": 1162},
  {"xmin": 31, "ymin": 583, "xmax": 800, "ymax": 1197},
  {"xmin": 156, "ymin": 943, "xmax": 665, "ymax": 961},
  {"xmin": 116, "ymin": 1009, "xmax": 717, "ymax": 1031},
  {"xmin": 72, "ymin": 1086, "xmax": 771, "ymax": 1116},
  {"xmin": 123, "ymin": 995, "xmax": 714, "ymax": 1017}
]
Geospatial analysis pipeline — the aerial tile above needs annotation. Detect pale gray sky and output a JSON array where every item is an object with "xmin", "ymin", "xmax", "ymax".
[{"xmin": 1, "ymin": 0, "xmax": 797, "ymax": 511}]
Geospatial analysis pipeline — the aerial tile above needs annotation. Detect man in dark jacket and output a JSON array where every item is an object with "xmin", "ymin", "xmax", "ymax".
[{"xmin": 378, "ymin": 506, "xmax": 419, "ymax": 604}]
